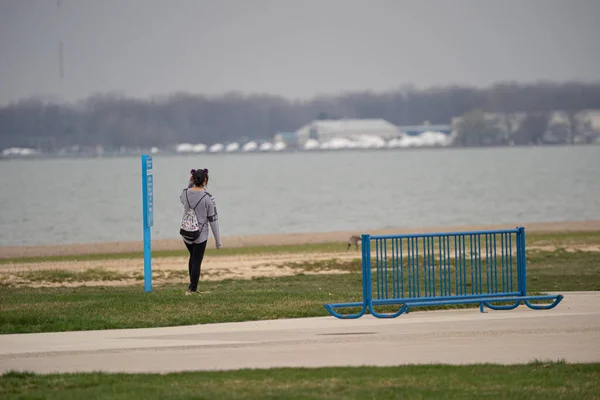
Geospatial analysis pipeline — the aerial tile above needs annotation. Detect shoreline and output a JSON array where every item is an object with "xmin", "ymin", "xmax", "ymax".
[{"xmin": 1, "ymin": 220, "xmax": 599, "ymax": 259}]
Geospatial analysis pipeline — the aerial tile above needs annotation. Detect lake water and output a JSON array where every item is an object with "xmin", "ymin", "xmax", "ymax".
[{"xmin": 1, "ymin": 146, "xmax": 599, "ymax": 246}]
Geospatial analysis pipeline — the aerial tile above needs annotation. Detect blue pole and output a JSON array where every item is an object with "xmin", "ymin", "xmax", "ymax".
[
  {"xmin": 141, "ymin": 155, "xmax": 153, "ymax": 293},
  {"xmin": 520, "ymin": 227, "xmax": 527, "ymax": 297}
]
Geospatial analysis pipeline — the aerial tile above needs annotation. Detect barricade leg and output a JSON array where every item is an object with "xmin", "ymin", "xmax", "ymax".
[
  {"xmin": 324, "ymin": 302, "xmax": 368, "ymax": 319},
  {"xmin": 524, "ymin": 295, "xmax": 564, "ymax": 310}
]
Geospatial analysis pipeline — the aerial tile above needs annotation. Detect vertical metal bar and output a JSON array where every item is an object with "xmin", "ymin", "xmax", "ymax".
[
  {"xmin": 485, "ymin": 234, "xmax": 489, "ymax": 294},
  {"xmin": 460, "ymin": 234, "xmax": 464, "ymax": 295},
  {"xmin": 413, "ymin": 236, "xmax": 417, "ymax": 298},
  {"xmin": 504, "ymin": 232, "xmax": 510, "ymax": 292},
  {"xmin": 469, "ymin": 234, "xmax": 474, "ymax": 295},
  {"xmin": 517, "ymin": 229, "xmax": 523, "ymax": 295},
  {"xmin": 477, "ymin": 233, "xmax": 481, "ymax": 294},
  {"xmin": 490, "ymin": 234, "xmax": 495, "ymax": 294},
  {"xmin": 461, "ymin": 234, "xmax": 467, "ymax": 295},
  {"xmin": 415, "ymin": 234, "xmax": 421, "ymax": 297},
  {"xmin": 477, "ymin": 234, "xmax": 482, "ymax": 294},
  {"xmin": 493, "ymin": 234, "xmax": 498, "ymax": 294},
  {"xmin": 461, "ymin": 235, "xmax": 468, "ymax": 294},
  {"xmin": 438, "ymin": 235, "xmax": 446, "ymax": 296},
  {"xmin": 509, "ymin": 232, "xmax": 514, "ymax": 293},
  {"xmin": 422, "ymin": 236, "xmax": 429, "ymax": 296},
  {"xmin": 480, "ymin": 234, "xmax": 484, "ymax": 294},
  {"xmin": 456, "ymin": 235, "xmax": 461, "ymax": 295},
  {"xmin": 431, "ymin": 236, "xmax": 435, "ymax": 296},
  {"xmin": 521, "ymin": 227, "xmax": 527, "ymax": 296},
  {"xmin": 361, "ymin": 234, "xmax": 367, "ymax": 307},
  {"xmin": 516, "ymin": 229, "xmax": 523, "ymax": 295},
  {"xmin": 504, "ymin": 232, "xmax": 508, "ymax": 293},
  {"xmin": 500, "ymin": 233, "xmax": 504, "ymax": 293},
  {"xmin": 471, "ymin": 234, "xmax": 476, "ymax": 294},
  {"xmin": 461, "ymin": 234, "xmax": 465, "ymax": 295},
  {"xmin": 431, "ymin": 235, "xmax": 436, "ymax": 297},
  {"xmin": 376, "ymin": 239, "xmax": 381, "ymax": 299},
  {"xmin": 459, "ymin": 235, "xmax": 463, "ymax": 295},
  {"xmin": 502, "ymin": 233, "xmax": 506, "ymax": 293},
  {"xmin": 390, "ymin": 238, "xmax": 396, "ymax": 299},
  {"xmin": 428, "ymin": 236, "xmax": 433, "ymax": 296},
  {"xmin": 446, "ymin": 235, "xmax": 452, "ymax": 296},
  {"xmin": 392, "ymin": 238, "xmax": 399, "ymax": 299},
  {"xmin": 407, "ymin": 237, "xmax": 412, "ymax": 298},
  {"xmin": 445, "ymin": 235, "xmax": 450, "ymax": 296},
  {"xmin": 396, "ymin": 238, "xmax": 400, "ymax": 299},
  {"xmin": 380, "ymin": 238, "xmax": 384, "ymax": 299},
  {"xmin": 363, "ymin": 235, "xmax": 372, "ymax": 308},
  {"xmin": 474, "ymin": 234, "xmax": 478, "ymax": 294},
  {"xmin": 400, "ymin": 238, "xmax": 404, "ymax": 298},
  {"xmin": 412, "ymin": 237, "xmax": 417, "ymax": 298},
  {"xmin": 428, "ymin": 236, "xmax": 432, "ymax": 297},
  {"xmin": 381, "ymin": 238, "xmax": 385, "ymax": 298},
  {"xmin": 379, "ymin": 239, "xmax": 384, "ymax": 299},
  {"xmin": 438, "ymin": 236, "xmax": 443, "ymax": 297},
  {"xmin": 489, "ymin": 234, "xmax": 494, "ymax": 294},
  {"xmin": 384, "ymin": 238, "xmax": 389, "ymax": 299},
  {"xmin": 427, "ymin": 236, "xmax": 431, "ymax": 297},
  {"xmin": 454, "ymin": 235, "xmax": 458, "ymax": 296},
  {"xmin": 397, "ymin": 238, "xmax": 401, "ymax": 299},
  {"xmin": 515, "ymin": 230, "xmax": 520, "ymax": 294},
  {"xmin": 395, "ymin": 238, "xmax": 399, "ymax": 299}
]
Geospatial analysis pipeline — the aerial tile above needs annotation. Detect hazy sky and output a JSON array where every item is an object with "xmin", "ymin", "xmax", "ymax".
[{"xmin": 1, "ymin": 0, "xmax": 599, "ymax": 105}]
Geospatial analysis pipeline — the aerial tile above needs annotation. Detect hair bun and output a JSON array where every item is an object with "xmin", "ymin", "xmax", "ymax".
[{"xmin": 192, "ymin": 168, "xmax": 209, "ymax": 187}]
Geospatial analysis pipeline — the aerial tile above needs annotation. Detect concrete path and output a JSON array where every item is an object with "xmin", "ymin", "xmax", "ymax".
[{"xmin": 1, "ymin": 292, "xmax": 598, "ymax": 374}]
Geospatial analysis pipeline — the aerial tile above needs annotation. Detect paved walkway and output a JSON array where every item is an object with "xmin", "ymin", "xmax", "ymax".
[{"xmin": 1, "ymin": 292, "xmax": 598, "ymax": 374}]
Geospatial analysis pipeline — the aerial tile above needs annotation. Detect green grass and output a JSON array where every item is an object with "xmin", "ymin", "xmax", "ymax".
[
  {"xmin": 12, "ymin": 268, "xmax": 133, "ymax": 283},
  {"xmin": 0, "ymin": 249, "xmax": 598, "ymax": 334},
  {"xmin": 526, "ymin": 230, "xmax": 600, "ymax": 246},
  {"xmin": 0, "ymin": 275, "xmax": 359, "ymax": 333},
  {"xmin": 1, "ymin": 363, "xmax": 599, "ymax": 400},
  {"xmin": 526, "ymin": 249, "xmax": 600, "ymax": 291},
  {"xmin": 4, "ymin": 268, "xmax": 190, "ymax": 284}
]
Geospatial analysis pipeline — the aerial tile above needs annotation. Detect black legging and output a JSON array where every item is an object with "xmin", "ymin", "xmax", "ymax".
[{"xmin": 184, "ymin": 240, "xmax": 207, "ymax": 292}]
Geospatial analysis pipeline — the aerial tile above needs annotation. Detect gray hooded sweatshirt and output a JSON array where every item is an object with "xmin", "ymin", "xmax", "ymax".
[{"xmin": 180, "ymin": 187, "xmax": 222, "ymax": 247}]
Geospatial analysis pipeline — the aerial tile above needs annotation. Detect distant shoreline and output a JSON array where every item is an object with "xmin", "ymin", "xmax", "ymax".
[
  {"xmin": 1, "ymin": 143, "xmax": 599, "ymax": 162},
  {"xmin": 1, "ymin": 220, "xmax": 599, "ymax": 259}
]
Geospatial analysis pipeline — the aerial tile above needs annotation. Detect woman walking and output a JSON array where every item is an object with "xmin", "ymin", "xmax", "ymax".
[{"xmin": 180, "ymin": 168, "xmax": 222, "ymax": 295}]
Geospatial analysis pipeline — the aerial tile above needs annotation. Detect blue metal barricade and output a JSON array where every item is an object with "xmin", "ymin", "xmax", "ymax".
[{"xmin": 325, "ymin": 227, "xmax": 563, "ymax": 319}]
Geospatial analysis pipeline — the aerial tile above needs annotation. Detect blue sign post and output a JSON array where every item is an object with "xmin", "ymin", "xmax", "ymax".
[{"xmin": 141, "ymin": 155, "xmax": 154, "ymax": 292}]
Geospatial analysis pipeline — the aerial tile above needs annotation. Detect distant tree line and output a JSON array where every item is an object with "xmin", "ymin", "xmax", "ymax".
[{"xmin": 1, "ymin": 81, "xmax": 600, "ymax": 150}]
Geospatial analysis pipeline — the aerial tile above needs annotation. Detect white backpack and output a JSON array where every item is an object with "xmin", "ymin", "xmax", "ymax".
[{"xmin": 179, "ymin": 190, "xmax": 207, "ymax": 241}]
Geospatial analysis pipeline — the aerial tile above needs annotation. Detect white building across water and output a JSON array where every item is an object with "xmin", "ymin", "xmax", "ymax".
[{"xmin": 295, "ymin": 118, "xmax": 403, "ymax": 147}]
